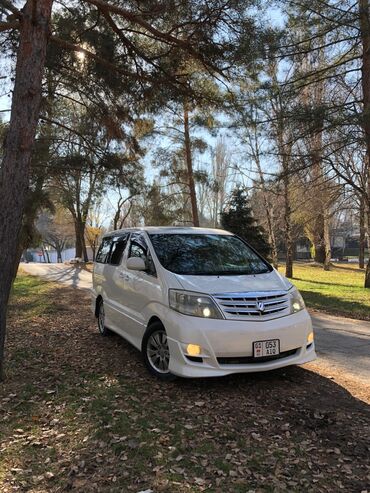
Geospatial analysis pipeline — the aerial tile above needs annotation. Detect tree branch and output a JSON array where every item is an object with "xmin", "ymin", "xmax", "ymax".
[
  {"xmin": 82, "ymin": 0, "xmax": 223, "ymax": 75},
  {"xmin": 50, "ymin": 35, "xmax": 151, "ymax": 82},
  {"xmin": 0, "ymin": 20, "xmax": 18, "ymax": 31},
  {"xmin": 0, "ymin": 0, "xmax": 21, "ymax": 17}
]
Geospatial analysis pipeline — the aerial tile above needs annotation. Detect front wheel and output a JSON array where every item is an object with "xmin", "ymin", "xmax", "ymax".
[{"xmin": 142, "ymin": 322, "xmax": 176, "ymax": 381}]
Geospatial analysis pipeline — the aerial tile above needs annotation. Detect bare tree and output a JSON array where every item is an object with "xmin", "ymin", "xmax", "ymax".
[
  {"xmin": 241, "ymin": 119, "xmax": 279, "ymax": 268},
  {"xmin": 38, "ymin": 208, "xmax": 74, "ymax": 262},
  {"xmin": 209, "ymin": 137, "xmax": 232, "ymax": 228}
]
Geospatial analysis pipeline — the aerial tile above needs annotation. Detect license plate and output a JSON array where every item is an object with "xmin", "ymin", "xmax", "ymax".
[{"xmin": 253, "ymin": 339, "xmax": 280, "ymax": 358}]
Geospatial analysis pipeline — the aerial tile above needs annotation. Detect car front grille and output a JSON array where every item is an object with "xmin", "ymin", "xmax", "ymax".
[
  {"xmin": 217, "ymin": 348, "xmax": 298, "ymax": 365},
  {"xmin": 212, "ymin": 290, "xmax": 289, "ymax": 320}
]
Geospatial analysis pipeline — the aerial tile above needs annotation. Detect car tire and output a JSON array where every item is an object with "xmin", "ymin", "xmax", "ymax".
[
  {"xmin": 142, "ymin": 322, "xmax": 176, "ymax": 381},
  {"xmin": 97, "ymin": 299, "xmax": 111, "ymax": 336}
]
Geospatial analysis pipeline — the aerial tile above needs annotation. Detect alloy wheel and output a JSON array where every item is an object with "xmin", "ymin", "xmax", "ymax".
[{"xmin": 146, "ymin": 330, "xmax": 170, "ymax": 373}]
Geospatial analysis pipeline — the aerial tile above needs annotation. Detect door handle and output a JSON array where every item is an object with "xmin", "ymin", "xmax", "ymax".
[{"xmin": 119, "ymin": 272, "xmax": 130, "ymax": 281}]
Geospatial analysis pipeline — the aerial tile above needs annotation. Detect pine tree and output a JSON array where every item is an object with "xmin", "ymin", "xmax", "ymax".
[{"xmin": 221, "ymin": 188, "xmax": 272, "ymax": 259}]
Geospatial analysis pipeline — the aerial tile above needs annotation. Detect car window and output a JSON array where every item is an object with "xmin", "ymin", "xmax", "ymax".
[
  {"xmin": 129, "ymin": 233, "xmax": 156, "ymax": 277},
  {"xmin": 149, "ymin": 234, "xmax": 271, "ymax": 275},
  {"xmin": 110, "ymin": 234, "xmax": 129, "ymax": 266},
  {"xmin": 96, "ymin": 237, "xmax": 112, "ymax": 263},
  {"xmin": 130, "ymin": 242, "xmax": 146, "ymax": 259}
]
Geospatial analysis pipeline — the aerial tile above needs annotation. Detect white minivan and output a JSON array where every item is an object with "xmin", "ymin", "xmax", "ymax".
[{"xmin": 92, "ymin": 227, "xmax": 316, "ymax": 380}]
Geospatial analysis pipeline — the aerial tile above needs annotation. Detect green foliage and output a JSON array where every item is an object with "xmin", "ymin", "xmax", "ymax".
[
  {"xmin": 221, "ymin": 188, "xmax": 272, "ymax": 258},
  {"xmin": 142, "ymin": 183, "xmax": 178, "ymax": 226}
]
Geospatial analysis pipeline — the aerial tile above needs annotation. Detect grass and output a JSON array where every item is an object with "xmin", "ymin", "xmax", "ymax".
[
  {"xmin": 9, "ymin": 273, "xmax": 58, "ymax": 317},
  {"xmin": 0, "ymin": 273, "xmax": 369, "ymax": 492},
  {"xmin": 278, "ymin": 262, "xmax": 370, "ymax": 320}
]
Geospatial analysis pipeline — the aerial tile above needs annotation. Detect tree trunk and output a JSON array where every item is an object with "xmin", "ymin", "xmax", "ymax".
[
  {"xmin": 366, "ymin": 212, "xmax": 370, "ymax": 287},
  {"xmin": 359, "ymin": 0, "xmax": 370, "ymax": 287},
  {"xmin": 314, "ymin": 244, "xmax": 326, "ymax": 263},
  {"xmin": 74, "ymin": 216, "xmax": 88, "ymax": 262},
  {"xmin": 323, "ymin": 209, "xmax": 331, "ymax": 271},
  {"xmin": 0, "ymin": 0, "xmax": 53, "ymax": 380},
  {"xmin": 359, "ymin": 197, "xmax": 366, "ymax": 269},
  {"xmin": 56, "ymin": 248, "xmax": 63, "ymax": 263},
  {"xmin": 75, "ymin": 219, "xmax": 83, "ymax": 258},
  {"xmin": 255, "ymin": 152, "xmax": 278, "ymax": 268},
  {"xmin": 113, "ymin": 206, "xmax": 121, "ymax": 231},
  {"xmin": 74, "ymin": 217, "xmax": 88, "ymax": 261},
  {"xmin": 267, "ymin": 206, "xmax": 279, "ymax": 269},
  {"xmin": 183, "ymin": 99, "xmax": 199, "ymax": 227},
  {"xmin": 283, "ymin": 167, "xmax": 293, "ymax": 278},
  {"xmin": 313, "ymin": 229, "xmax": 326, "ymax": 263},
  {"xmin": 44, "ymin": 246, "xmax": 51, "ymax": 263},
  {"xmin": 82, "ymin": 235, "xmax": 88, "ymax": 262}
]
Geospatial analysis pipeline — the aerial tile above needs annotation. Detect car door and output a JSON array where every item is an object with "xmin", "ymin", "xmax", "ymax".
[
  {"xmin": 103, "ymin": 233, "xmax": 130, "ymax": 333},
  {"xmin": 119, "ymin": 232, "xmax": 161, "ymax": 347},
  {"xmin": 94, "ymin": 236, "xmax": 113, "ymax": 323}
]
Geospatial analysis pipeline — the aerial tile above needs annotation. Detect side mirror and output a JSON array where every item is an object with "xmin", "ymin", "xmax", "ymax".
[{"xmin": 127, "ymin": 257, "xmax": 146, "ymax": 271}]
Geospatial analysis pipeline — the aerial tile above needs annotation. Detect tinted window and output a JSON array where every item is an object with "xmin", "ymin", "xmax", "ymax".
[
  {"xmin": 129, "ymin": 234, "xmax": 156, "ymax": 276},
  {"xmin": 96, "ymin": 237, "xmax": 112, "ymax": 263},
  {"xmin": 130, "ymin": 242, "xmax": 146, "ymax": 259},
  {"xmin": 110, "ymin": 235, "xmax": 129, "ymax": 265},
  {"xmin": 149, "ymin": 234, "xmax": 271, "ymax": 276}
]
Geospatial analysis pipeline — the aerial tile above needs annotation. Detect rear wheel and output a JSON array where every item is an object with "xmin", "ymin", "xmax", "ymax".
[
  {"xmin": 97, "ymin": 299, "xmax": 110, "ymax": 336},
  {"xmin": 142, "ymin": 322, "xmax": 176, "ymax": 381}
]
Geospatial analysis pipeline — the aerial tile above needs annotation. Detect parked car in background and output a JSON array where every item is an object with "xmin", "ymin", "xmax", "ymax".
[{"xmin": 92, "ymin": 227, "xmax": 316, "ymax": 380}]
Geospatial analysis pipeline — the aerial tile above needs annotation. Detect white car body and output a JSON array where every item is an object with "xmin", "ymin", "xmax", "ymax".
[{"xmin": 92, "ymin": 227, "xmax": 316, "ymax": 378}]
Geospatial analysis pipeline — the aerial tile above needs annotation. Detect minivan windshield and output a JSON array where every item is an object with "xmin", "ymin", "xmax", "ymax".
[{"xmin": 149, "ymin": 234, "xmax": 271, "ymax": 276}]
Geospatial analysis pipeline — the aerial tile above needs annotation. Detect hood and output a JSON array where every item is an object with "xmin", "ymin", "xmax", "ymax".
[{"xmin": 175, "ymin": 269, "xmax": 291, "ymax": 295}]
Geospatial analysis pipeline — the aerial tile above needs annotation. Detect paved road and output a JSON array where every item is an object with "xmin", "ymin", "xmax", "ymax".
[
  {"xmin": 311, "ymin": 312, "xmax": 370, "ymax": 384},
  {"xmin": 20, "ymin": 262, "xmax": 92, "ymax": 290},
  {"xmin": 19, "ymin": 262, "xmax": 370, "ymax": 383}
]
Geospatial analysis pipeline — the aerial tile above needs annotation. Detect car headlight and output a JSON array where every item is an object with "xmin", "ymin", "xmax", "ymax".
[
  {"xmin": 169, "ymin": 290, "xmax": 223, "ymax": 319},
  {"xmin": 289, "ymin": 287, "xmax": 305, "ymax": 313}
]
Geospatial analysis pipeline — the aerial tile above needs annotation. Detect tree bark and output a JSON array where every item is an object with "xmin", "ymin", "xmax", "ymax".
[
  {"xmin": 74, "ymin": 216, "xmax": 88, "ymax": 260},
  {"xmin": 0, "ymin": 0, "xmax": 53, "ymax": 380},
  {"xmin": 313, "ymin": 240, "xmax": 326, "ymax": 264},
  {"xmin": 359, "ymin": 0, "xmax": 370, "ymax": 287},
  {"xmin": 312, "ymin": 219, "xmax": 325, "ymax": 263},
  {"xmin": 183, "ymin": 99, "xmax": 199, "ymax": 227}
]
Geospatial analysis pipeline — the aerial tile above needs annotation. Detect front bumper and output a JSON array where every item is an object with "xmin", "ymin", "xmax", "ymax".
[{"xmin": 165, "ymin": 309, "xmax": 316, "ymax": 377}]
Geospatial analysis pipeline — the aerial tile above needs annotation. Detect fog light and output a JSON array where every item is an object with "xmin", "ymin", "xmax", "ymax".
[
  {"xmin": 307, "ymin": 332, "xmax": 314, "ymax": 344},
  {"xmin": 187, "ymin": 344, "xmax": 201, "ymax": 356}
]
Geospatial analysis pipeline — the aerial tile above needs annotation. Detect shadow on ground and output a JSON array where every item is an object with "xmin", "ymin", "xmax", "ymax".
[
  {"xmin": 1, "ymin": 284, "xmax": 369, "ymax": 493},
  {"xmin": 299, "ymin": 289, "xmax": 370, "ymax": 320}
]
